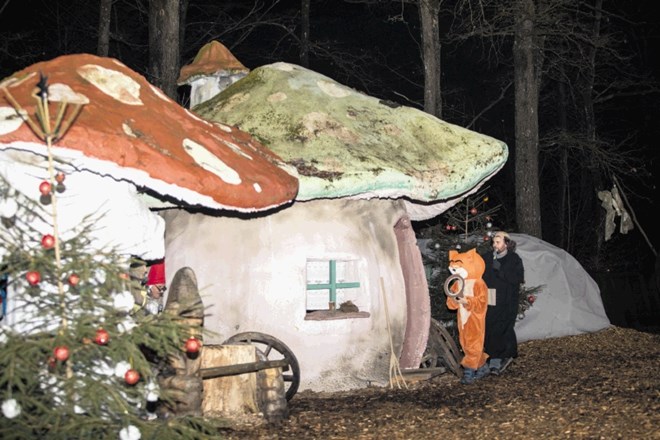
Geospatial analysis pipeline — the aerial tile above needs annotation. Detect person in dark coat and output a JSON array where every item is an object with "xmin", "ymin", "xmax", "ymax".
[{"xmin": 482, "ymin": 231, "xmax": 525, "ymax": 375}]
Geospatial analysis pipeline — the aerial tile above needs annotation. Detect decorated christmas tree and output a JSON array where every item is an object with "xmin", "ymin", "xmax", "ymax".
[
  {"xmin": 0, "ymin": 78, "xmax": 214, "ymax": 439},
  {"xmin": 418, "ymin": 188, "xmax": 499, "ymax": 326}
]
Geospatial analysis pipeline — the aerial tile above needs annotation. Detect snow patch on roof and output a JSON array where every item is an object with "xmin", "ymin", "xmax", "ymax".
[
  {"xmin": 182, "ymin": 138, "xmax": 241, "ymax": 185},
  {"xmin": 77, "ymin": 64, "xmax": 143, "ymax": 106}
]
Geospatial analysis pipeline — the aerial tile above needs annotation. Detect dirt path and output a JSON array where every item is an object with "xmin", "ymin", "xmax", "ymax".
[{"xmin": 218, "ymin": 326, "xmax": 659, "ymax": 439}]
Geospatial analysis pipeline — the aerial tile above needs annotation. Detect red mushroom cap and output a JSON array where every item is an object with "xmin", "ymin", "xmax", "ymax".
[{"xmin": 0, "ymin": 54, "xmax": 298, "ymax": 212}]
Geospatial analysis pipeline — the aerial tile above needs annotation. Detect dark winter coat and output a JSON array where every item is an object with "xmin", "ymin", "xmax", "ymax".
[{"xmin": 482, "ymin": 250, "xmax": 524, "ymax": 359}]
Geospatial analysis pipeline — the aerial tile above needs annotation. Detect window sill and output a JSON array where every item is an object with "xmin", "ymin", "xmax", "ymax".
[{"xmin": 304, "ymin": 310, "xmax": 371, "ymax": 321}]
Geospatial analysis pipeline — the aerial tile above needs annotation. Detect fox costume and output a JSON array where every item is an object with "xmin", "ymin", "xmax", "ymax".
[{"xmin": 446, "ymin": 248, "xmax": 489, "ymax": 382}]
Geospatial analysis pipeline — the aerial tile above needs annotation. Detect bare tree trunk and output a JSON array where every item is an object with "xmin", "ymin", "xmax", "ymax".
[
  {"xmin": 179, "ymin": 0, "xmax": 189, "ymax": 63},
  {"xmin": 97, "ymin": 0, "xmax": 112, "ymax": 57},
  {"xmin": 583, "ymin": 0, "xmax": 604, "ymax": 264},
  {"xmin": 149, "ymin": 0, "xmax": 180, "ymax": 99},
  {"xmin": 513, "ymin": 0, "xmax": 542, "ymax": 237},
  {"xmin": 300, "ymin": 0, "xmax": 310, "ymax": 67},
  {"xmin": 557, "ymin": 75, "xmax": 570, "ymax": 251},
  {"xmin": 419, "ymin": 0, "xmax": 442, "ymax": 118}
]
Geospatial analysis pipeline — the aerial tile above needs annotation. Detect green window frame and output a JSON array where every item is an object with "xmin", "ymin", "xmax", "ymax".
[{"xmin": 306, "ymin": 259, "xmax": 360, "ymax": 311}]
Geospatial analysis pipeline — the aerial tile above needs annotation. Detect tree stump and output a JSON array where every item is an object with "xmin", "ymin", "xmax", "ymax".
[{"xmin": 201, "ymin": 344, "xmax": 261, "ymax": 417}]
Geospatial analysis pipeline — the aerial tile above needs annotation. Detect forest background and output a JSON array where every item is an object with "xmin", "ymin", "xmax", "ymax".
[{"xmin": 1, "ymin": 0, "xmax": 659, "ymax": 278}]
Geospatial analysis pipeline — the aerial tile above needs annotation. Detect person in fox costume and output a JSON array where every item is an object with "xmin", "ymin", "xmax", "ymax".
[{"xmin": 445, "ymin": 248, "xmax": 490, "ymax": 384}]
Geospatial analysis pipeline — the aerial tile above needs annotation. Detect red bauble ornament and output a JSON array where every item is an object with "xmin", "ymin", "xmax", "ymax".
[
  {"xmin": 528, "ymin": 295, "xmax": 536, "ymax": 304},
  {"xmin": 41, "ymin": 234, "xmax": 55, "ymax": 249},
  {"xmin": 54, "ymin": 346, "xmax": 70, "ymax": 362},
  {"xmin": 184, "ymin": 337, "xmax": 202, "ymax": 354},
  {"xmin": 483, "ymin": 235, "xmax": 490, "ymax": 242},
  {"xmin": 55, "ymin": 172, "xmax": 66, "ymax": 183},
  {"xmin": 26, "ymin": 271, "xmax": 41, "ymax": 285},
  {"xmin": 470, "ymin": 207, "xmax": 478, "ymax": 215},
  {"xmin": 94, "ymin": 328, "xmax": 109, "ymax": 345},
  {"xmin": 68, "ymin": 273, "xmax": 80, "ymax": 286},
  {"xmin": 451, "ymin": 225, "xmax": 457, "ymax": 231},
  {"xmin": 445, "ymin": 224, "xmax": 452, "ymax": 231},
  {"xmin": 124, "ymin": 369, "xmax": 140, "ymax": 385},
  {"xmin": 39, "ymin": 181, "xmax": 52, "ymax": 195}
]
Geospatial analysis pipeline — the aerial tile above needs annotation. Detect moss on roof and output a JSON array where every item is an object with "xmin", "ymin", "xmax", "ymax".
[{"xmin": 195, "ymin": 62, "xmax": 508, "ymax": 202}]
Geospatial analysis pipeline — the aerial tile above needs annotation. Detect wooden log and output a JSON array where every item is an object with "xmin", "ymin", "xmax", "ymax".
[{"xmin": 200, "ymin": 359, "xmax": 290, "ymax": 379}]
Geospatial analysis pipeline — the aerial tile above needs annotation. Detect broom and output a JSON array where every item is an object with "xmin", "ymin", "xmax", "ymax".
[{"xmin": 380, "ymin": 277, "xmax": 408, "ymax": 389}]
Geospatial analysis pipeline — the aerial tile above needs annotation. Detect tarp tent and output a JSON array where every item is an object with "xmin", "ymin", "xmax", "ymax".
[
  {"xmin": 419, "ymin": 233, "xmax": 611, "ymax": 342},
  {"xmin": 511, "ymin": 233, "xmax": 611, "ymax": 341}
]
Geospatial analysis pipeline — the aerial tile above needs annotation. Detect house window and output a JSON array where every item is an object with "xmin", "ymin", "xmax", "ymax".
[{"xmin": 305, "ymin": 259, "xmax": 368, "ymax": 319}]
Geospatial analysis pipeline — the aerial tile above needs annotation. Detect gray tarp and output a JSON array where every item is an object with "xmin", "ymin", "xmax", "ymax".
[{"xmin": 510, "ymin": 233, "xmax": 611, "ymax": 342}]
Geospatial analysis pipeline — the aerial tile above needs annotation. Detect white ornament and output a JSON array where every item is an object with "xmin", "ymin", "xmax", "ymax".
[
  {"xmin": 114, "ymin": 360, "xmax": 131, "ymax": 378},
  {"xmin": 117, "ymin": 316, "xmax": 136, "ymax": 334},
  {"xmin": 113, "ymin": 290, "xmax": 134, "ymax": 313},
  {"xmin": 0, "ymin": 326, "xmax": 11, "ymax": 345},
  {"xmin": 455, "ymin": 244, "xmax": 462, "ymax": 249},
  {"xmin": 486, "ymin": 222, "xmax": 492, "ymax": 228},
  {"xmin": 0, "ymin": 198, "xmax": 18, "ymax": 218},
  {"xmin": 119, "ymin": 424, "xmax": 141, "ymax": 440},
  {"xmin": 2, "ymin": 398, "xmax": 21, "ymax": 419},
  {"xmin": 92, "ymin": 359, "xmax": 115, "ymax": 376},
  {"xmin": 145, "ymin": 379, "xmax": 160, "ymax": 402},
  {"xmin": 434, "ymin": 242, "xmax": 440, "ymax": 249}
]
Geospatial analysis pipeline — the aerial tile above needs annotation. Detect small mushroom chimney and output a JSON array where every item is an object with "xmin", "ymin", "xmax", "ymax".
[{"xmin": 177, "ymin": 41, "xmax": 249, "ymax": 109}]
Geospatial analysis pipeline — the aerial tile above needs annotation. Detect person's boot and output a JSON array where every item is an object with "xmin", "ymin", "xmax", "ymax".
[
  {"xmin": 460, "ymin": 368, "xmax": 476, "ymax": 385},
  {"xmin": 489, "ymin": 358, "xmax": 502, "ymax": 376},
  {"xmin": 499, "ymin": 357, "xmax": 513, "ymax": 374},
  {"xmin": 474, "ymin": 363, "xmax": 490, "ymax": 380}
]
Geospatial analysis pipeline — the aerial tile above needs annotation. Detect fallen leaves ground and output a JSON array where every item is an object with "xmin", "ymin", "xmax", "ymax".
[{"xmin": 218, "ymin": 326, "xmax": 659, "ymax": 439}]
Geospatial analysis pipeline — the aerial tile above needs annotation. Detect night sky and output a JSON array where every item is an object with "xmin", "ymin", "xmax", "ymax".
[{"xmin": 1, "ymin": 0, "xmax": 659, "ymax": 268}]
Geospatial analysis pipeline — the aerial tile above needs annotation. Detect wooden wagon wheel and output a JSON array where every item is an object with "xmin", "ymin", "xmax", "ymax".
[
  {"xmin": 223, "ymin": 331, "xmax": 301, "ymax": 401},
  {"xmin": 421, "ymin": 318, "xmax": 463, "ymax": 377}
]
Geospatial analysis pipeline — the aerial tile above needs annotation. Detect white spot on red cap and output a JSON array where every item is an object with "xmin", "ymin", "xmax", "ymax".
[
  {"xmin": 77, "ymin": 64, "xmax": 143, "ymax": 106},
  {"xmin": 220, "ymin": 139, "xmax": 252, "ymax": 160},
  {"xmin": 182, "ymin": 138, "xmax": 242, "ymax": 185},
  {"xmin": 213, "ymin": 122, "xmax": 232, "ymax": 132},
  {"xmin": 48, "ymin": 83, "xmax": 89, "ymax": 104},
  {"xmin": 0, "ymin": 72, "xmax": 36, "ymax": 89},
  {"xmin": 122, "ymin": 123, "xmax": 137, "ymax": 138},
  {"xmin": 0, "ymin": 107, "xmax": 25, "ymax": 135},
  {"xmin": 185, "ymin": 109, "xmax": 207, "ymax": 124},
  {"xmin": 149, "ymin": 84, "xmax": 172, "ymax": 103},
  {"xmin": 253, "ymin": 182, "xmax": 262, "ymax": 193}
]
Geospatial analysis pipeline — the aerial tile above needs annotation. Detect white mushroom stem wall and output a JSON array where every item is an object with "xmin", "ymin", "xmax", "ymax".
[
  {"xmin": 0, "ymin": 150, "xmax": 165, "ymax": 329},
  {"xmin": 162, "ymin": 198, "xmax": 412, "ymax": 392}
]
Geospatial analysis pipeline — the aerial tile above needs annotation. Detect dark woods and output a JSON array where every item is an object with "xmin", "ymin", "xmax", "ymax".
[{"xmin": 1, "ymin": 0, "xmax": 658, "ymax": 277}]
